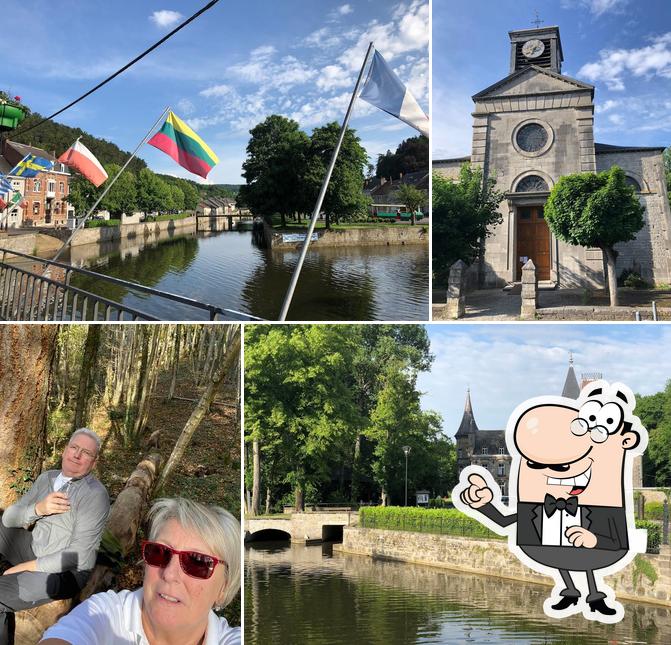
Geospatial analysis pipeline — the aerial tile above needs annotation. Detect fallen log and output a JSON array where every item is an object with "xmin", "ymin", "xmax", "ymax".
[{"xmin": 15, "ymin": 454, "xmax": 161, "ymax": 644}]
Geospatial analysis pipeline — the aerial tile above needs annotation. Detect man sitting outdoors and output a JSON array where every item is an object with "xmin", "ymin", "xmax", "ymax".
[{"xmin": 0, "ymin": 428, "xmax": 110, "ymax": 645}]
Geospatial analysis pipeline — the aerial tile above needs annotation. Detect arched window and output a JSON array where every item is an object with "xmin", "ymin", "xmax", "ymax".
[
  {"xmin": 516, "ymin": 175, "xmax": 549, "ymax": 192},
  {"xmin": 625, "ymin": 176, "xmax": 641, "ymax": 192}
]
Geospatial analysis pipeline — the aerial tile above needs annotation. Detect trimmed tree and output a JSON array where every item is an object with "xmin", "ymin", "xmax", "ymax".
[{"xmin": 544, "ymin": 166, "xmax": 645, "ymax": 306}]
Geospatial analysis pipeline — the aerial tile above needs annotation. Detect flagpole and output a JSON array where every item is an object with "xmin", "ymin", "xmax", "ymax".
[
  {"xmin": 48, "ymin": 106, "xmax": 171, "ymax": 266},
  {"xmin": 277, "ymin": 41, "xmax": 375, "ymax": 321}
]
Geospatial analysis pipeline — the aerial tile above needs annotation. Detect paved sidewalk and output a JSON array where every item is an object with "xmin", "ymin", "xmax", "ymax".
[{"xmin": 432, "ymin": 287, "xmax": 671, "ymax": 321}]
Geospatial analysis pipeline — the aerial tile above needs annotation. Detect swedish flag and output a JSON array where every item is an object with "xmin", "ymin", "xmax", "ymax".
[{"xmin": 8, "ymin": 153, "xmax": 54, "ymax": 178}]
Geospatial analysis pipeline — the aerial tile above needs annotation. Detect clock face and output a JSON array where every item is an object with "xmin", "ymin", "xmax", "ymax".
[{"xmin": 522, "ymin": 39, "xmax": 545, "ymax": 59}]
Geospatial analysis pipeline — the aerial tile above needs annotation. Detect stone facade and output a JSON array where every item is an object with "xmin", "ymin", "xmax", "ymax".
[
  {"xmin": 433, "ymin": 25, "xmax": 671, "ymax": 289},
  {"xmin": 338, "ymin": 527, "xmax": 671, "ymax": 607}
]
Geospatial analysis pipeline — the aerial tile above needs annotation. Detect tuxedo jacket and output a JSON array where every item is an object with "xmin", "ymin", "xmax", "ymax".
[{"xmin": 479, "ymin": 501, "xmax": 629, "ymax": 551}]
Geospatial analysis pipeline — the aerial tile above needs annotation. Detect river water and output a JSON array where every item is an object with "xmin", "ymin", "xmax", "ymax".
[
  {"xmin": 245, "ymin": 542, "xmax": 670, "ymax": 644},
  {"xmin": 60, "ymin": 228, "xmax": 429, "ymax": 321}
]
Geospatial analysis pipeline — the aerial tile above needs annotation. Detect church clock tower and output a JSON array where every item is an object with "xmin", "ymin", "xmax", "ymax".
[{"xmin": 509, "ymin": 26, "xmax": 564, "ymax": 74}]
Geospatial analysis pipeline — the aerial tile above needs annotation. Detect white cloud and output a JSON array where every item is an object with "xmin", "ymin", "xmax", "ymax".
[
  {"xmin": 316, "ymin": 64, "xmax": 353, "ymax": 90},
  {"xmin": 578, "ymin": 32, "xmax": 671, "ymax": 90},
  {"xmin": 560, "ymin": 0, "xmax": 629, "ymax": 16},
  {"xmin": 338, "ymin": 4, "xmax": 353, "ymax": 16},
  {"xmin": 149, "ymin": 10, "xmax": 183, "ymax": 29},
  {"xmin": 176, "ymin": 98, "xmax": 195, "ymax": 115},
  {"xmin": 303, "ymin": 27, "xmax": 342, "ymax": 49},
  {"xmin": 608, "ymin": 113, "xmax": 624, "ymax": 125},
  {"xmin": 595, "ymin": 99, "xmax": 621, "ymax": 113}
]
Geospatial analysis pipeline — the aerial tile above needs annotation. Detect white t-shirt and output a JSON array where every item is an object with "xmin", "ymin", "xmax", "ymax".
[{"xmin": 41, "ymin": 588, "xmax": 241, "ymax": 645}]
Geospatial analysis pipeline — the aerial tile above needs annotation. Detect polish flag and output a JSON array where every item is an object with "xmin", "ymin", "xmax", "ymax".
[{"xmin": 58, "ymin": 140, "xmax": 108, "ymax": 187}]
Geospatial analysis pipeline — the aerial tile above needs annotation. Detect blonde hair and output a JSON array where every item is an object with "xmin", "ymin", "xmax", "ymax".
[{"xmin": 147, "ymin": 498, "xmax": 240, "ymax": 608}]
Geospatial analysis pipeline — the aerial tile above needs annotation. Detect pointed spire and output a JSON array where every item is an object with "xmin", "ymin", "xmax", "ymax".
[
  {"xmin": 562, "ymin": 352, "xmax": 580, "ymax": 399},
  {"xmin": 456, "ymin": 388, "xmax": 479, "ymax": 437}
]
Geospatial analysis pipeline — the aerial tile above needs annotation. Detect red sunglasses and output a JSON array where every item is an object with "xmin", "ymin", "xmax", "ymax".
[{"xmin": 141, "ymin": 540, "xmax": 226, "ymax": 580}]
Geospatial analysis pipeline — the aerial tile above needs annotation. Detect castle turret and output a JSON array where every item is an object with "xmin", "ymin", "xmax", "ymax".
[{"xmin": 456, "ymin": 389, "xmax": 479, "ymax": 474}]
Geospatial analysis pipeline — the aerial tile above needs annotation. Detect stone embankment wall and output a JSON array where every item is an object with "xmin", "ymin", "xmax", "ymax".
[
  {"xmin": 65, "ymin": 216, "xmax": 197, "ymax": 247},
  {"xmin": 268, "ymin": 224, "xmax": 429, "ymax": 249},
  {"xmin": 538, "ymin": 306, "xmax": 671, "ymax": 321},
  {"xmin": 0, "ymin": 233, "xmax": 40, "ymax": 255},
  {"xmin": 337, "ymin": 527, "xmax": 671, "ymax": 607}
]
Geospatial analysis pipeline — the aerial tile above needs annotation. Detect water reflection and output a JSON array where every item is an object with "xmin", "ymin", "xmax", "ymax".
[
  {"xmin": 245, "ymin": 542, "xmax": 669, "ymax": 644},
  {"xmin": 58, "ymin": 229, "xmax": 428, "ymax": 321}
]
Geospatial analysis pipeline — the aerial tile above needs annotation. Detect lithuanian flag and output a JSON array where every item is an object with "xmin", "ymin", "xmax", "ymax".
[{"xmin": 148, "ymin": 111, "xmax": 219, "ymax": 179}]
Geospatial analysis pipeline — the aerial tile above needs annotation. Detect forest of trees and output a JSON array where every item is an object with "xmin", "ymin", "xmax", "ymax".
[
  {"xmin": 0, "ymin": 324, "xmax": 241, "ymax": 631},
  {"xmin": 244, "ymin": 325, "xmax": 456, "ymax": 514},
  {"xmin": 375, "ymin": 135, "xmax": 429, "ymax": 180}
]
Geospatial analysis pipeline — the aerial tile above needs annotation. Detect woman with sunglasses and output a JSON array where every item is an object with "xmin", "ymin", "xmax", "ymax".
[{"xmin": 40, "ymin": 498, "xmax": 240, "ymax": 645}]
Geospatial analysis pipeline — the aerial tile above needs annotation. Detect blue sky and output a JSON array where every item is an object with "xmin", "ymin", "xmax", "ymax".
[
  {"xmin": 418, "ymin": 323, "xmax": 671, "ymax": 438},
  {"xmin": 433, "ymin": 0, "xmax": 671, "ymax": 158},
  {"xmin": 3, "ymin": 0, "xmax": 428, "ymax": 183}
]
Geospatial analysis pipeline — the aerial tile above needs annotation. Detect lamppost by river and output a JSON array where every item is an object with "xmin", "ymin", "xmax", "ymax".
[{"xmin": 402, "ymin": 445, "xmax": 411, "ymax": 506}]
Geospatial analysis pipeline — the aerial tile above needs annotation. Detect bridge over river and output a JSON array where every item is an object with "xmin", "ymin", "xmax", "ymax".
[{"xmin": 245, "ymin": 510, "xmax": 358, "ymax": 543}]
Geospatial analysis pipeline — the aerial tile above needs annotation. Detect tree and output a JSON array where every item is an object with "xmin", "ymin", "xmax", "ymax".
[
  {"xmin": 179, "ymin": 179, "xmax": 200, "ymax": 211},
  {"xmin": 394, "ymin": 184, "xmax": 427, "ymax": 225},
  {"xmin": 99, "ymin": 163, "xmax": 136, "ymax": 216},
  {"xmin": 0, "ymin": 326, "xmax": 57, "ymax": 507},
  {"xmin": 305, "ymin": 122, "xmax": 370, "ymax": 228},
  {"xmin": 136, "ymin": 168, "xmax": 164, "ymax": 214},
  {"xmin": 238, "ymin": 115, "xmax": 310, "ymax": 227},
  {"xmin": 544, "ymin": 166, "xmax": 645, "ymax": 306},
  {"xmin": 68, "ymin": 173, "xmax": 98, "ymax": 216},
  {"xmin": 636, "ymin": 382, "xmax": 671, "ymax": 486},
  {"xmin": 376, "ymin": 135, "xmax": 429, "ymax": 179},
  {"xmin": 432, "ymin": 165, "xmax": 504, "ymax": 284}
]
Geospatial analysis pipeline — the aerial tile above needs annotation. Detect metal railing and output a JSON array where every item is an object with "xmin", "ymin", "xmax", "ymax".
[{"xmin": 0, "ymin": 248, "xmax": 263, "ymax": 322}]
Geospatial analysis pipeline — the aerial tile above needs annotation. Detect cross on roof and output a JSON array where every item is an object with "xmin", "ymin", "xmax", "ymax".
[{"xmin": 532, "ymin": 10, "xmax": 544, "ymax": 28}]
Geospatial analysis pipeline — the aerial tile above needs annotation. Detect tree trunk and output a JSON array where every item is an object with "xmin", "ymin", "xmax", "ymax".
[
  {"xmin": 168, "ymin": 326, "xmax": 181, "ymax": 400},
  {"xmin": 251, "ymin": 440, "xmax": 260, "ymax": 516},
  {"xmin": 603, "ymin": 246, "xmax": 619, "ymax": 307},
  {"xmin": 411, "ymin": 212, "xmax": 416, "ymax": 226},
  {"xmin": 325, "ymin": 212, "xmax": 330, "ymax": 230},
  {"xmin": 73, "ymin": 325, "xmax": 102, "ymax": 430},
  {"xmin": 265, "ymin": 487, "xmax": 271, "ymax": 515},
  {"xmin": 381, "ymin": 488, "xmax": 389, "ymax": 507},
  {"xmin": 157, "ymin": 330, "xmax": 240, "ymax": 491},
  {"xmin": 294, "ymin": 486, "xmax": 304, "ymax": 512},
  {"xmin": 0, "ymin": 326, "xmax": 57, "ymax": 509}
]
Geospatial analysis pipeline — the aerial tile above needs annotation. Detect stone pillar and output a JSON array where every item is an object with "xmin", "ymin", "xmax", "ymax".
[
  {"xmin": 520, "ymin": 259, "xmax": 538, "ymax": 319},
  {"xmin": 446, "ymin": 260, "xmax": 466, "ymax": 319}
]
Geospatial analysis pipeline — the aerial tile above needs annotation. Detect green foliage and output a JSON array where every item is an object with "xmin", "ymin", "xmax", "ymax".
[
  {"xmin": 636, "ymin": 382, "xmax": 671, "ymax": 486},
  {"xmin": 99, "ymin": 163, "xmax": 136, "ymax": 216},
  {"xmin": 84, "ymin": 218, "xmax": 121, "ymax": 228},
  {"xmin": 432, "ymin": 165, "xmax": 504, "ymax": 283},
  {"xmin": 644, "ymin": 501, "xmax": 664, "ymax": 520},
  {"xmin": 155, "ymin": 212, "xmax": 191, "ymax": 222},
  {"xmin": 619, "ymin": 269, "xmax": 651, "ymax": 289},
  {"xmin": 305, "ymin": 121, "xmax": 370, "ymax": 227},
  {"xmin": 636, "ymin": 520, "xmax": 661, "ymax": 553},
  {"xmin": 8, "ymin": 466, "xmax": 36, "ymax": 496},
  {"xmin": 0, "ymin": 91, "xmax": 31, "ymax": 115},
  {"xmin": 394, "ymin": 184, "xmax": 427, "ymax": 224},
  {"xmin": 376, "ymin": 135, "xmax": 429, "ymax": 179},
  {"xmin": 245, "ymin": 325, "xmax": 454, "ymax": 511},
  {"xmin": 359, "ymin": 506, "xmax": 504, "ymax": 539},
  {"xmin": 545, "ymin": 166, "xmax": 645, "ymax": 250},
  {"xmin": 632, "ymin": 553, "xmax": 658, "ymax": 588},
  {"xmin": 239, "ymin": 115, "xmax": 310, "ymax": 225}
]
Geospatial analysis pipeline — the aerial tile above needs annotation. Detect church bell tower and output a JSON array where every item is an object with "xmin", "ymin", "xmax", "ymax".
[{"xmin": 509, "ymin": 26, "xmax": 564, "ymax": 74}]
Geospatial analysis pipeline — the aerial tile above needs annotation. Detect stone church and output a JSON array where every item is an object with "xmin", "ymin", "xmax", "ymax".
[
  {"xmin": 434, "ymin": 25, "xmax": 671, "ymax": 288},
  {"xmin": 454, "ymin": 358, "xmax": 643, "ymax": 492}
]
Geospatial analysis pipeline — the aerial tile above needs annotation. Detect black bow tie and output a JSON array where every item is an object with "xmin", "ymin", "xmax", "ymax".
[{"xmin": 544, "ymin": 493, "xmax": 578, "ymax": 517}]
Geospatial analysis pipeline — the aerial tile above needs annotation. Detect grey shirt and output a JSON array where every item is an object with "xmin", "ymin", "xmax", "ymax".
[{"xmin": 2, "ymin": 470, "xmax": 109, "ymax": 582}]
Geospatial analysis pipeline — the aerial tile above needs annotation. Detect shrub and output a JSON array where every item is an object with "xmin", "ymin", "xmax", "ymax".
[
  {"xmin": 155, "ymin": 212, "xmax": 191, "ymax": 222},
  {"xmin": 636, "ymin": 520, "xmax": 661, "ymax": 553},
  {"xmin": 359, "ymin": 506, "xmax": 504, "ymax": 540},
  {"xmin": 84, "ymin": 218, "xmax": 120, "ymax": 228},
  {"xmin": 619, "ymin": 269, "xmax": 650, "ymax": 289},
  {"xmin": 644, "ymin": 501, "xmax": 665, "ymax": 520}
]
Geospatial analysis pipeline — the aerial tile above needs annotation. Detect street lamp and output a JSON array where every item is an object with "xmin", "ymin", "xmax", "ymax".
[{"xmin": 402, "ymin": 445, "xmax": 411, "ymax": 506}]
